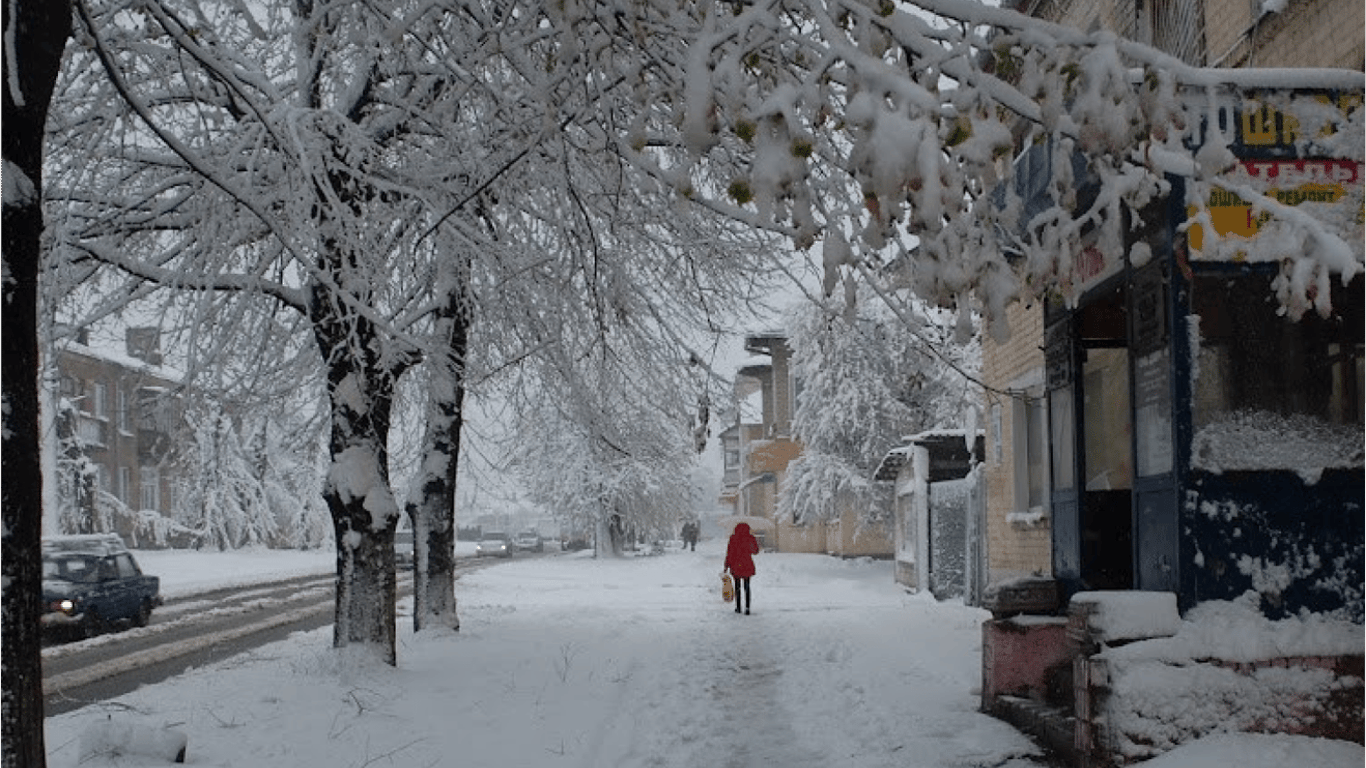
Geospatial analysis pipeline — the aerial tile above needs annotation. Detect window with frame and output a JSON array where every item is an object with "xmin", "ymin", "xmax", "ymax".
[
  {"xmin": 1012, "ymin": 393, "xmax": 1049, "ymax": 512},
  {"xmin": 117, "ymin": 466, "xmax": 131, "ymax": 504},
  {"xmin": 117, "ymin": 386, "xmax": 130, "ymax": 433},
  {"xmin": 92, "ymin": 382, "xmax": 108, "ymax": 419},
  {"xmin": 724, "ymin": 449, "xmax": 741, "ymax": 471},
  {"xmin": 76, "ymin": 415, "xmax": 107, "ymax": 447},
  {"xmin": 140, "ymin": 466, "xmax": 160, "ymax": 511},
  {"xmin": 1191, "ymin": 271, "xmax": 1363, "ymax": 472}
]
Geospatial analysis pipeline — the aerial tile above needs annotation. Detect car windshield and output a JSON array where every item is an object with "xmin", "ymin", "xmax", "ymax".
[
  {"xmin": 43, "ymin": 555, "xmax": 102, "ymax": 584},
  {"xmin": 483, "ymin": 533, "xmax": 507, "ymax": 541}
]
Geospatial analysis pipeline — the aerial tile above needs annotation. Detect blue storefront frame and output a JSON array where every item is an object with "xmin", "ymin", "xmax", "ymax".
[{"xmin": 1047, "ymin": 177, "xmax": 1364, "ymax": 621}]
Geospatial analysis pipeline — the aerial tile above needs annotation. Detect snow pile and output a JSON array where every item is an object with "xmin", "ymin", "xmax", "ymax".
[
  {"xmin": 1071, "ymin": 590, "xmax": 1181, "ymax": 644},
  {"xmin": 1191, "ymin": 410, "xmax": 1364, "ymax": 483},
  {"xmin": 1136, "ymin": 732, "xmax": 1358, "ymax": 768},
  {"xmin": 1095, "ymin": 593, "xmax": 1363, "ymax": 762}
]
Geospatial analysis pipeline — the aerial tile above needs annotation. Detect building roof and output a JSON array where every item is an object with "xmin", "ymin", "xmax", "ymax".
[
  {"xmin": 873, "ymin": 430, "xmax": 985, "ymax": 483},
  {"xmin": 744, "ymin": 332, "xmax": 787, "ymax": 355},
  {"xmin": 872, "ymin": 446, "xmax": 912, "ymax": 482}
]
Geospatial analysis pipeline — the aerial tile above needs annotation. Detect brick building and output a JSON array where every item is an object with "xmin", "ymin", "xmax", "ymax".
[
  {"xmin": 49, "ymin": 327, "xmax": 184, "ymax": 532},
  {"xmin": 978, "ymin": 1, "xmax": 1363, "ymax": 764}
]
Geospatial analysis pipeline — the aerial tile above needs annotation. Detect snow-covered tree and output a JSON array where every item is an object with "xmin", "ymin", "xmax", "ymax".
[
  {"xmin": 51, "ymin": 395, "xmax": 104, "ymax": 535},
  {"xmin": 782, "ymin": 284, "xmax": 978, "ymax": 524},
  {"xmin": 3, "ymin": 2, "xmax": 71, "ymax": 763},
  {"xmin": 246, "ymin": 419, "xmax": 331, "ymax": 551},
  {"xmin": 617, "ymin": 0, "xmax": 1362, "ymax": 325},
  {"xmin": 43, "ymin": 0, "xmax": 779, "ymax": 664},
  {"xmin": 510, "ymin": 368, "xmax": 699, "ymax": 558},
  {"xmin": 26, "ymin": 0, "xmax": 1360, "ymax": 680},
  {"xmin": 175, "ymin": 406, "xmax": 278, "ymax": 550}
]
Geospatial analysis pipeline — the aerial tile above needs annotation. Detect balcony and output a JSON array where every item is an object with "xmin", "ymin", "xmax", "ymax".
[{"xmin": 75, "ymin": 416, "xmax": 107, "ymax": 448}]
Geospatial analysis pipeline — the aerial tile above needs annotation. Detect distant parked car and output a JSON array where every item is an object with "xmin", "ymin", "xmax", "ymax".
[
  {"xmin": 475, "ymin": 531, "xmax": 511, "ymax": 558},
  {"xmin": 41, "ymin": 534, "xmax": 161, "ymax": 638},
  {"xmin": 514, "ymin": 530, "xmax": 543, "ymax": 552}
]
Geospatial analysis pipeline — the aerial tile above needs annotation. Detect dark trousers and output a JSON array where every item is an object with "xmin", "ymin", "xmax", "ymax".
[{"xmin": 734, "ymin": 577, "xmax": 751, "ymax": 612}]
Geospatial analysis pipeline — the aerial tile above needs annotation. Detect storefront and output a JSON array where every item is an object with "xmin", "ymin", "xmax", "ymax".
[{"xmin": 1043, "ymin": 90, "xmax": 1364, "ymax": 620}]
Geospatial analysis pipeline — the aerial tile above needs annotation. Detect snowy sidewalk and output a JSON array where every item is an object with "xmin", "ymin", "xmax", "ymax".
[
  {"xmin": 585, "ymin": 545, "xmax": 1047, "ymax": 768},
  {"xmin": 46, "ymin": 541, "xmax": 1048, "ymax": 767}
]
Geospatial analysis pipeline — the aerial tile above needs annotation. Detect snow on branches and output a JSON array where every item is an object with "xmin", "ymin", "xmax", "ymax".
[{"xmin": 626, "ymin": 0, "xmax": 1363, "ymax": 324}]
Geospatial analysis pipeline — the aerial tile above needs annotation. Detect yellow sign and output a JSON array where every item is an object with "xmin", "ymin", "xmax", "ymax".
[
  {"xmin": 1187, "ymin": 159, "xmax": 1361, "ymax": 254},
  {"xmin": 1233, "ymin": 92, "xmax": 1362, "ymax": 151}
]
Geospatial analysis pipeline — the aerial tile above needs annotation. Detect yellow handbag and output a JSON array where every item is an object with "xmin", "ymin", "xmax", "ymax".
[{"xmin": 721, "ymin": 572, "xmax": 734, "ymax": 602}]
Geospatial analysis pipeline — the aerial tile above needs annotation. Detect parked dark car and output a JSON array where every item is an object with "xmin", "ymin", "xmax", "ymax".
[{"xmin": 42, "ymin": 534, "xmax": 161, "ymax": 638}]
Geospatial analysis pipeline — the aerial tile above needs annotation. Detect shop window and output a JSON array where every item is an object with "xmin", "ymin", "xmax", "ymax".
[{"xmin": 1191, "ymin": 272, "xmax": 1363, "ymax": 473}]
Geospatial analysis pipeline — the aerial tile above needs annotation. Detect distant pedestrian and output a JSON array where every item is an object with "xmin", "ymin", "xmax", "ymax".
[
  {"xmin": 681, "ymin": 520, "xmax": 698, "ymax": 551},
  {"xmin": 724, "ymin": 522, "xmax": 760, "ymax": 615}
]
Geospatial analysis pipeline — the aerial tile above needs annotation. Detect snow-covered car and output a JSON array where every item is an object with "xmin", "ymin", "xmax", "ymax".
[
  {"xmin": 513, "ymin": 531, "xmax": 543, "ymax": 552},
  {"xmin": 41, "ymin": 534, "xmax": 162, "ymax": 638},
  {"xmin": 475, "ymin": 531, "xmax": 511, "ymax": 558}
]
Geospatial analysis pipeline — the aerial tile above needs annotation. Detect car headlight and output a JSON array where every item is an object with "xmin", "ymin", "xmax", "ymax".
[{"xmin": 52, "ymin": 598, "xmax": 77, "ymax": 614}]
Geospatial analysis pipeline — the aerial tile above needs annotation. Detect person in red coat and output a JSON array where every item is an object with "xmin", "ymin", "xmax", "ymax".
[{"xmin": 724, "ymin": 522, "xmax": 760, "ymax": 615}]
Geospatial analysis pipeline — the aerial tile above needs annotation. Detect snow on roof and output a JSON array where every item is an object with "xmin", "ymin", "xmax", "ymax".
[
  {"xmin": 58, "ymin": 339, "xmax": 185, "ymax": 383},
  {"xmin": 902, "ymin": 427, "xmax": 984, "ymax": 443},
  {"xmin": 873, "ymin": 445, "xmax": 914, "ymax": 481},
  {"xmin": 42, "ymin": 534, "xmax": 130, "ymax": 557},
  {"xmin": 735, "ymin": 355, "xmax": 770, "ymax": 369}
]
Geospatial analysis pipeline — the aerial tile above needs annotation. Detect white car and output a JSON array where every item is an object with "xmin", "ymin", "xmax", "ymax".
[{"xmin": 475, "ymin": 532, "xmax": 511, "ymax": 558}]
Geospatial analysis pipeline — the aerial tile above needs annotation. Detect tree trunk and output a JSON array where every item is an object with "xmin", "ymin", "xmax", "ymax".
[
  {"xmin": 2, "ymin": 3, "xmax": 71, "ymax": 766},
  {"xmin": 311, "ymin": 281, "xmax": 400, "ymax": 665},
  {"xmin": 406, "ymin": 281, "xmax": 471, "ymax": 633}
]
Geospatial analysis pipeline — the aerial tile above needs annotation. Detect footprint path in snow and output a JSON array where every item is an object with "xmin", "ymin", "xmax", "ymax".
[
  {"xmin": 614, "ymin": 598, "xmax": 833, "ymax": 768},
  {"xmin": 698, "ymin": 615, "xmax": 831, "ymax": 768}
]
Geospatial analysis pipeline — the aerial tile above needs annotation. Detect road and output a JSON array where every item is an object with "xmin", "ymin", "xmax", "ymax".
[{"xmin": 42, "ymin": 557, "xmax": 499, "ymax": 716}]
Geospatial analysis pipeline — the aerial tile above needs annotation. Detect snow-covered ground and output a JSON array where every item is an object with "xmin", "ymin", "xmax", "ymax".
[{"xmin": 45, "ymin": 538, "xmax": 1361, "ymax": 767}]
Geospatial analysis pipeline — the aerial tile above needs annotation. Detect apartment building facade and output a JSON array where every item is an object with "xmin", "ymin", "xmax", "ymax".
[
  {"xmin": 50, "ymin": 328, "xmax": 184, "ymax": 531},
  {"xmin": 719, "ymin": 333, "xmax": 894, "ymax": 557}
]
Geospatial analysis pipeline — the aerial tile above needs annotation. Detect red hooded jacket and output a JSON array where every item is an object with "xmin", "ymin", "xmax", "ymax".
[{"xmin": 724, "ymin": 523, "xmax": 760, "ymax": 579}]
